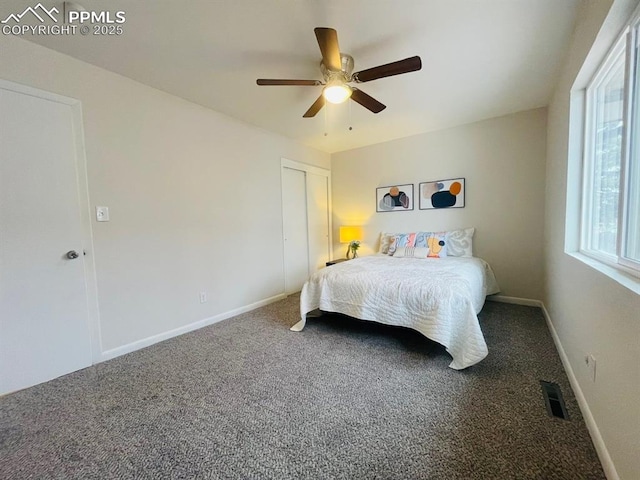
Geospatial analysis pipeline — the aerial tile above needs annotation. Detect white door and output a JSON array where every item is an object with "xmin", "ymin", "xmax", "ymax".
[
  {"xmin": 0, "ymin": 85, "xmax": 93, "ymax": 395},
  {"xmin": 282, "ymin": 167, "xmax": 309, "ymax": 294},
  {"xmin": 281, "ymin": 160, "xmax": 331, "ymax": 294},
  {"xmin": 306, "ymin": 172, "xmax": 330, "ymax": 272}
]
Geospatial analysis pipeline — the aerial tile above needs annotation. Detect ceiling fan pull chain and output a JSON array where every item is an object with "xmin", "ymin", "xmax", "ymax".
[{"xmin": 324, "ymin": 102, "xmax": 328, "ymax": 136}]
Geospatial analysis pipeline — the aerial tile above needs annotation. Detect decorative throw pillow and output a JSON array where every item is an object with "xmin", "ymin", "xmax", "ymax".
[
  {"xmin": 392, "ymin": 233, "xmax": 447, "ymax": 258},
  {"xmin": 425, "ymin": 232, "xmax": 448, "ymax": 258},
  {"xmin": 392, "ymin": 246, "xmax": 430, "ymax": 258},
  {"xmin": 446, "ymin": 228, "xmax": 474, "ymax": 257},
  {"xmin": 413, "ymin": 231, "xmax": 430, "ymax": 248},
  {"xmin": 378, "ymin": 232, "xmax": 397, "ymax": 254},
  {"xmin": 409, "ymin": 231, "xmax": 449, "ymax": 258},
  {"xmin": 387, "ymin": 232, "xmax": 417, "ymax": 255}
]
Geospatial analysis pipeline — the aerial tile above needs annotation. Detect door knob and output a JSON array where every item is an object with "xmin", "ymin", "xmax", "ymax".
[{"xmin": 66, "ymin": 250, "xmax": 79, "ymax": 259}]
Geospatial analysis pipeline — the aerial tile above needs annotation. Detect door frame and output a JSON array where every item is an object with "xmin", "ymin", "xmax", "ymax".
[
  {"xmin": 280, "ymin": 158, "xmax": 332, "ymax": 293},
  {"xmin": 0, "ymin": 79, "xmax": 102, "ymax": 364}
]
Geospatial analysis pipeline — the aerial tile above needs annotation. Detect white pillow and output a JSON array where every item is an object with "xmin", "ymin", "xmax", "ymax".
[
  {"xmin": 392, "ymin": 246, "xmax": 430, "ymax": 258},
  {"xmin": 446, "ymin": 228, "xmax": 474, "ymax": 257}
]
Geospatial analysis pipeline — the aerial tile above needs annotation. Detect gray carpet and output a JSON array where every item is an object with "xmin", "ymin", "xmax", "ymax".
[{"xmin": 0, "ymin": 296, "xmax": 605, "ymax": 479}]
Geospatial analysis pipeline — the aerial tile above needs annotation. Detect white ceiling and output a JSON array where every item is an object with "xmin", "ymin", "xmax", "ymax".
[{"xmin": 1, "ymin": 0, "xmax": 581, "ymax": 153}]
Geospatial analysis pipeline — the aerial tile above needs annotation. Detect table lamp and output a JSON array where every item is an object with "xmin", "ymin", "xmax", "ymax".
[{"xmin": 339, "ymin": 225, "xmax": 363, "ymax": 259}]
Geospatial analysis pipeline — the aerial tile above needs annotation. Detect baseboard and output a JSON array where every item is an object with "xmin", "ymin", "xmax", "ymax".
[
  {"xmin": 539, "ymin": 303, "xmax": 619, "ymax": 480},
  {"xmin": 486, "ymin": 294, "xmax": 543, "ymax": 307},
  {"xmin": 101, "ymin": 293, "xmax": 287, "ymax": 362}
]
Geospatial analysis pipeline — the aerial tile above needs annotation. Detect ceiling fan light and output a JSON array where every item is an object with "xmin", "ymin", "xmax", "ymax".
[{"xmin": 323, "ymin": 83, "xmax": 352, "ymax": 104}]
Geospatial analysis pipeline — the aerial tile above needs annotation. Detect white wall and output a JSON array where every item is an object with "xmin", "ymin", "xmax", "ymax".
[
  {"xmin": 0, "ymin": 35, "xmax": 330, "ymax": 353},
  {"xmin": 544, "ymin": 1, "xmax": 640, "ymax": 478},
  {"xmin": 331, "ymin": 108, "xmax": 547, "ymax": 299}
]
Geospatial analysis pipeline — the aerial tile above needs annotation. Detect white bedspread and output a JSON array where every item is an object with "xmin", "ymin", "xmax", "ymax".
[{"xmin": 293, "ymin": 255, "xmax": 500, "ymax": 369}]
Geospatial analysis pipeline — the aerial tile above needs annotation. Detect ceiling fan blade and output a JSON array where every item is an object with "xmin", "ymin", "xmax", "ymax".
[
  {"xmin": 257, "ymin": 79, "xmax": 321, "ymax": 86},
  {"xmin": 303, "ymin": 95, "xmax": 326, "ymax": 118},
  {"xmin": 314, "ymin": 27, "xmax": 341, "ymax": 71},
  {"xmin": 353, "ymin": 56, "xmax": 422, "ymax": 83},
  {"xmin": 351, "ymin": 88, "xmax": 386, "ymax": 114}
]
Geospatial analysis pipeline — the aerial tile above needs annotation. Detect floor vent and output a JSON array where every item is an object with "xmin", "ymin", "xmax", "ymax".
[{"xmin": 540, "ymin": 381, "xmax": 569, "ymax": 420}]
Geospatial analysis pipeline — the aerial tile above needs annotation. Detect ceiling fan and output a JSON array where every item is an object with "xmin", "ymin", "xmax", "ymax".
[{"xmin": 256, "ymin": 27, "xmax": 422, "ymax": 118}]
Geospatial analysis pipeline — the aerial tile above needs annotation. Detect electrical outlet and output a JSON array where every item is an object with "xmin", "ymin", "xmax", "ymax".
[
  {"xmin": 585, "ymin": 354, "xmax": 597, "ymax": 382},
  {"xmin": 199, "ymin": 292, "xmax": 207, "ymax": 304}
]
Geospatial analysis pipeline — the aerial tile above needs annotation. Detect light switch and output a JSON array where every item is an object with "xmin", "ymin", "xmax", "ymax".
[{"xmin": 96, "ymin": 206, "xmax": 110, "ymax": 222}]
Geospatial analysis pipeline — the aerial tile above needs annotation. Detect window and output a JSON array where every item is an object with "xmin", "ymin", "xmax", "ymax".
[{"xmin": 582, "ymin": 11, "xmax": 640, "ymax": 276}]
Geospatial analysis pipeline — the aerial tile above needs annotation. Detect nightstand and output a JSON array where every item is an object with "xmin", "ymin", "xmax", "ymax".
[{"xmin": 326, "ymin": 258, "xmax": 349, "ymax": 266}]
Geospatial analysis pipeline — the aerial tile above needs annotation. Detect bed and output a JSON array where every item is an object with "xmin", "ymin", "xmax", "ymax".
[{"xmin": 290, "ymin": 254, "xmax": 500, "ymax": 369}]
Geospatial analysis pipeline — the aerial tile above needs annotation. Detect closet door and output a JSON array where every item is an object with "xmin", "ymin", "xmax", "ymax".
[
  {"xmin": 306, "ymin": 172, "xmax": 330, "ymax": 272},
  {"xmin": 281, "ymin": 160, "xmax": 331, "ymax": 294},
  {"xmin": 282, "ymin": 167, "xmax": 310, "ymax": 294}
]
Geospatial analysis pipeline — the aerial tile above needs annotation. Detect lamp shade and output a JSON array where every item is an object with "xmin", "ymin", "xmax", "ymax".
[{"xmin": 339, "ymin": 225, "xmax": 363, "ymax": 243}]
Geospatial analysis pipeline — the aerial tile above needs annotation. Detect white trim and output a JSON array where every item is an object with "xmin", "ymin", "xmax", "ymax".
[
  {"xmin": 620, "ymin": 20, "xmax": 640, "ymax": 271},
  {"xmin": 486, "ymin": 295, "xmax": 542, "ymax": 307},
  {"xmin": 617, "ymin": 24, "xmax": 635, "ymax": 268},
  {"xmin": 101, "ymin": 293, "xmax": 286, "ymax": 362},
  {"xmin": 568, "ymin": 252, "xmax": 640, "ymax": 295},
  {"xmin": 0, "ymin": 79, "xmax": 102, "ymax": 365},
  {"xmin": 70, "ymin": 98, "xmax": 103, "ymax": 364},
  {"xmin": 0, "ymin": 78, "xmax": 75, "ymax": 105},
  {"xmin": 281, "ymin": 157, "xmax": 331, "ymax": 178},
  {"xmin": 565, "ymin": 89, "xmax": 586, "ymax": 253},
  {"xmin": 539, "ymin": 304, "xmax": 620, "ymax": 480}
]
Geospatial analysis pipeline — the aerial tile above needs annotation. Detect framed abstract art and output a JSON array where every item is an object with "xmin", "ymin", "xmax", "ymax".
[
  {"xmin": 376, "ymin": 184, "xmax": 414, "ymax": 212},
  {"xmin": 419, "ymin": 178, "xmax": 465, "ymax": 209}
]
